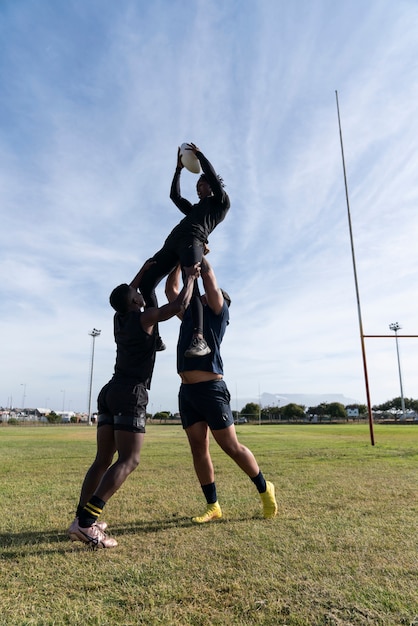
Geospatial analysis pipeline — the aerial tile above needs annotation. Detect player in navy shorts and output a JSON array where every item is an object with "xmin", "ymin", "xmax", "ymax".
[{"xmin": 166, "ymin": 258, "xmax": 278, "ymax": 523}]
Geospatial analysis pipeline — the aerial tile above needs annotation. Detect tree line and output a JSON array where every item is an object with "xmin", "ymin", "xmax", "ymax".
[
  {"xmin": 237, "ymin": 397, "xmax": 417, "ymax": 421},
  {"xmin": 150, "ymin": 397, "xmax": 418, "ymax": 422},
  {"xmin": 10, "ymin": 396, "xmax": 413, "ymax": 424}
]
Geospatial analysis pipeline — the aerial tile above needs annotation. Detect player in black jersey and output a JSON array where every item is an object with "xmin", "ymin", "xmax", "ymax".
[
  {"xmin": 138, "ymin": 143, "xmax": 230, "ymax": 358},
  {"xmin": 68, "ymin": 260, "xmax": 200, "ymax": 548}
]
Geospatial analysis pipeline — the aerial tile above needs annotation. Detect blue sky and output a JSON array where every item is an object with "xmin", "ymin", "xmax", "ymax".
[{"xmin": 1, "ymin": 0, "xmax": 418, "ymax": 414}]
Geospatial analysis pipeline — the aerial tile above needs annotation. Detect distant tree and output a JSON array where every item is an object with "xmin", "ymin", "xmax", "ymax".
[
  {"xmin": 373, "ymin": 397, "xmax": 417, "ymax": 412},
  {"xmin": 397, "ymin": 397, "xmax": 416, "ymax": 411},
  {"xmin": 307, "ymin": 403, "xmax": 328, "ymax": 417},
  {"xmin": 240, "ymin": 403, "xmax": 260, "ymax": 420},
  {"xmin": 327, "ymin": 402, "xmax": 346, "ymax": 419},
  {"xmin": 281, "ymin": 403, "xmax": 306, "ymax": 421},
  {"xmin": 261, "ymin": 405, "xmax": 281, "ymax": 421},
  {"xmin": 46, "ymin": 411, "xmax": 61, "ymax": 423},
  {"xmin": 389, "ymin": 397, "xmax": 404, "ymax": 411},
  {"xmin": 154, "ymin": 411, "xmax": 171, "ymax": 422},
  {"xmin": 372, "ymin": 400, "xmax": 391, "ymax": 412},
  {"xmin": 409, "ymin": 398, "xmax": 418, "ymax": 412}
]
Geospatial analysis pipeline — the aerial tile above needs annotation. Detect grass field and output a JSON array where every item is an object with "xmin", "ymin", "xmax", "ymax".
[{"xmin": 0, "ymin": 423, "xmax": 417, "ymax": 626}]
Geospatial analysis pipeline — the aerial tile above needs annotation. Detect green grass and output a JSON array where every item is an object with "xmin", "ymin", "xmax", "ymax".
[{"xmin": 1, "ymin": 423, "xmax": 418, "ymax": 625}]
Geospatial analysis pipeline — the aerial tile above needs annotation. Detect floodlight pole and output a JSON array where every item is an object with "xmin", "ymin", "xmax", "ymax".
[
  {"xmin": 335, "ymin": 91, "xmax": 375, "ymax": 445},
  {"xmin": 389, "ymin": 322, "xmax": 406, "ymax": 418},
  {"xmin": 20, "ymin": 383, "xmax": 26, "ymax": 411},
  {"xmin": 258, "ymin": 383, "xmax": 262, "ymax": 426},
  {"xmin": 88, "ymin": 328, "xmax": 101, "ymax": 425}
]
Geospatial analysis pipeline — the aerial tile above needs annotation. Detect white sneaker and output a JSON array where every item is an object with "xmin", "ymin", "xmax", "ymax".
[
  {"xmin": 68, "ymin": 521, "xmax": 117, "ymax": 548},
  {"xmin": 68, "ymin": 517, "xmax": 108, "ymax": 534}
]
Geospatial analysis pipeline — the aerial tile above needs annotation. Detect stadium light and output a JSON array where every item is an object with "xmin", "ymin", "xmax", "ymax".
[
  {"xmin": 87, "ymin": 328, "xmax": 101, "ymax": 425},
  {"xmin": 20, "ymin": 383, "xmax": 26, "ymax": 411},
  {"xmin": 389, "ymin": 322, "xmax": 406, "ymax": 419}
]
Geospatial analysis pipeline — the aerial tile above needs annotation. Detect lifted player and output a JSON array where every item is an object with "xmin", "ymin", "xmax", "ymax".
[{"xmin": 138, "ymin": 143, "xmax": 230, "ymax": 358}]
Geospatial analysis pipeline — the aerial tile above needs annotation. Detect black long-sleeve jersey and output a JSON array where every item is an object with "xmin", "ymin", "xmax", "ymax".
[{"xmin": 167, "ymin": 151, "xmax": 230, "ymax": 245}]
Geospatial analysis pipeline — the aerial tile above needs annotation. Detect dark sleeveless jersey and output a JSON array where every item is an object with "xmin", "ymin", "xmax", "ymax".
[
  {"xmin": 168, "ymin": 151, "xmax": 230, "ymax": 245},
  {"xmin": 111, "ymin": 310, "xmax": 156, "ymax": 389},
  {"xmin": 177, "ymin": 302, "xmax": 229, "ymax": 375}
]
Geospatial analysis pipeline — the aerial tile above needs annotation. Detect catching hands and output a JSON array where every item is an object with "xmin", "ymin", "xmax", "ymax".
[
  {"xmin": 183, "ymin": 262, "xmax": 201, "ymax": 279},
  {"xmin": 186, "ymin": 142, "xmax": 200, "ymax": 154},
  {"xmin": 176, "ymin": 147, "xmax": 184, "ymax": 169},
  {"xmin": 177, "ymin": 143, "xmax": 200, "ymax": 169}
]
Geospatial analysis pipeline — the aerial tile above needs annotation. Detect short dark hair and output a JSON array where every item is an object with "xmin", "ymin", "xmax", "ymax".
[
  {"xmin": 197, "ymin": 173, "xmax": 225, "ymax": 189},
  {"xmin": 220, "ymin": 289, "xmax": 231, "ymax": 308},
  {"xmin": 109, "ymin": 283, "xmax": 130, "ymax": 314}
]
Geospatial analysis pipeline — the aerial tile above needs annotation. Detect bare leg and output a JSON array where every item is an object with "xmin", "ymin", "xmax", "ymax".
[
  {"xmin": 78, "ymin": 424, "xmax": 116, "ymax": 507},
  {"xmin": 211, "ymin": 424, "xmax": 260, "ymax": 478},
  {"xmin": 185, "ymin": 421, "xmax": 213, "ymax": 485},
  {"xmin": 93, "ymin": 430, "xmax": 145, "ymax": 503},
  {"xmin": 185, "ymin": 421, "xmax": 223, "ymax": 523}
]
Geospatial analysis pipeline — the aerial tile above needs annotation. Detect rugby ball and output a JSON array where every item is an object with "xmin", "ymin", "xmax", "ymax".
[{"xmin": 180, "ymin": 143, "xmax": 201, "ymax": 174}]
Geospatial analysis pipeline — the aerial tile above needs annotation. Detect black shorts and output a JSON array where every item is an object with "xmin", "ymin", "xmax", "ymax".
[
  {"xmin": 97, "ymin": 381, "xmax": 148, "ymax": 433},
  {"xmin": 178, "ymin": 379, "xmax": 234, "ymax": 430}
]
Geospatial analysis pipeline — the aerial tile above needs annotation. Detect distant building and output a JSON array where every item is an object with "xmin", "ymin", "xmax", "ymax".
[
  {"xmin": 59, "ymin": 411, "xmax": 76, "ymax": 423},
  {"xmin": 34, "ymin": 408, "xmax": 51, "ymax": 418}
]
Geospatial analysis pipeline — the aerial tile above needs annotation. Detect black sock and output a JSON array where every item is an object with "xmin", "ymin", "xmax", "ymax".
[
  {"xmin": 78, "ymin": 495, "xmax": 106, "ymax": 527},
  {"xmin": 251, "ymin": 471, "xmax": 267, "ymax": 494},
  {"xmin": 201, "ymin": 482, "xmax": 217, "ymax": 504},
  {"xmin": 76, "ymin": 504, "xmax": 83, "ymax": 518}
]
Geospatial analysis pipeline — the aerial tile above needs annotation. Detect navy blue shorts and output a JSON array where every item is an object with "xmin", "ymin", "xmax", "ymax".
[
  {"xmin": 178, "ymin": 379, "xmax": 234, "ymax": 430},
  {"xmin": 97, "ymin": 381, "xmax": 148, "ymax": 433}
]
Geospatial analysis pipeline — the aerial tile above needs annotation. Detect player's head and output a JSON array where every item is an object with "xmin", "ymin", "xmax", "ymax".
[
  {"xmin": 196, "ymin": 174, "xmax": 224, "ymax": 199},
  {"xmin": 196, "ymin": 175, "xmax": 212, "ymax": 199},
  {"xmin": 110, "ymin": 284, "xmax": 145, "ymax": 314},
  {"xmin": 197, "ymin": 173, "xmax": 225, "ymax": 187},
  {"xmin": 110, "ymin": 284, "xmax": 131, "ymax": 313}
]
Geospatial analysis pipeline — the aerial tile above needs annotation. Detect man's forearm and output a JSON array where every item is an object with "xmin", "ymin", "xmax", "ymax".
[
  {"xmin": 196, "ymin": 151, "xmax": 224, "ymax": 198},
  {"xmin": 170, "ymin": 168, "xmax": 182, "ymax": 202},
  {"xmin": 200, "ymin": 257, "xmax": 212, "ymax": 276},
  {"xmin": 176, "ymin": 273, "xmax": 196, "ymax": 312}
]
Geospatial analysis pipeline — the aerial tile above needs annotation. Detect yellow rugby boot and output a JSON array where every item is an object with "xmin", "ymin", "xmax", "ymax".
[
  {"xmin": 192, "ymin": 501, "xmax": 222, "ymax": 524},
  {"xmin": 260, "ymin": 481, "xmax": 278, "ymax": 519}
]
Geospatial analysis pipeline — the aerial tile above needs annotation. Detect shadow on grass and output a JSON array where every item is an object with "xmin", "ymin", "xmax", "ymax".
[{"xmin": 0, "ymin": 514, "xmax": 260, "ymax": 558}]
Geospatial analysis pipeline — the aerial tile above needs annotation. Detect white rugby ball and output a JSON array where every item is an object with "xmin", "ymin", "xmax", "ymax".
[{"xmin": 180, "ymin": 143, "xmax": 201, "ymax": 174}]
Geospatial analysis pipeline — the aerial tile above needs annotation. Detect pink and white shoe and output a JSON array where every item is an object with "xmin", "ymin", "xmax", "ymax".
[
  {"xmin": 68, "ymin": 520, "xmax": 117, "ymax": 549},
  {"xmin": 68, "ymin": 517, "xmax": 108, "ymax": 535}
]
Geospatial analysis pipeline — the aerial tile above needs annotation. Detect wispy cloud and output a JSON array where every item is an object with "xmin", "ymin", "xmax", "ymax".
[{"xmin": 1, "ymin": 0, "xmax": 418, "ymax": 413}]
